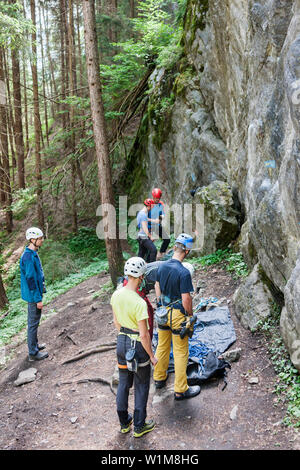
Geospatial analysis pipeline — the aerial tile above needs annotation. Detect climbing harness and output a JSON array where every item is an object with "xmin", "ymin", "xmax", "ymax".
[
  {"xmin": 119, "ymin": 327, "xmax": 150, "ymax": 372},
  {"xmin": 154, "ymin": 296, "xmax": 183, "ymax": 329}
]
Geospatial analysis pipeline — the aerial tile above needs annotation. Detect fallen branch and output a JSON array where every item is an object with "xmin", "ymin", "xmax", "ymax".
[
  {"xmin": 61, "ymin": 342, "xmax": 116, "ymax": 365},
  {"xmin": 56, "ymin": 377, "xmax": 116, "ymax": 395}
]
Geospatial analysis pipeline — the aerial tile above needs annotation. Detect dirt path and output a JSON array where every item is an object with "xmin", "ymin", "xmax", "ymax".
[{"xmin": 0, "ymin": 266, "xmax": 299, "ymax": 451}]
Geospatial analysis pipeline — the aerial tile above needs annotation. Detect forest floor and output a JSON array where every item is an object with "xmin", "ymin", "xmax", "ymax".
[{"xmin": 0, "ymin": 264, "xmax": 299, "ymax": 451}]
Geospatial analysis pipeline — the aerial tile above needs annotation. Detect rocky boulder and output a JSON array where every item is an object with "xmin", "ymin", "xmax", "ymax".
[
  {"xmin": 193, "ymin": 181, "xmax": 240, "ymax": 255},
  {"xmin": 280, "ymin": 254, "xmax": 300, "ymax": 370},
  {"xmin": 233, "ymin": 264, "xmax": 275, "ymax": 332}
]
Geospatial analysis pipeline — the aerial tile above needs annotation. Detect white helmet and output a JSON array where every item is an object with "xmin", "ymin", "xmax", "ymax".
[
  {"xmin": 182, "ymin": 262, "xmax": 195, "ymax": 278},
  {"xmin": 26, "ymin": 227, "xmax": 44, "ymax": 241},
  {"xmin": 124, "ymin": 257, "xmax": 147, "ymax": 278}
]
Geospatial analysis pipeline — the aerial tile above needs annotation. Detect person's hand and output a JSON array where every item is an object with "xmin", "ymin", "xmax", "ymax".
[
  {"xmin": 150, "ymin": 355, "xmax": 158, "ymax": 367},
  {"xmin": 154, "ymin": 218, "xmax": 160, "ymax": 224},
  {"xmin": 37, "ymin": 302, "xmax": 43, "ymax": 310}
]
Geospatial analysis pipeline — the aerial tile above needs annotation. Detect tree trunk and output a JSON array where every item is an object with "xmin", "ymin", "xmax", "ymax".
[
  {"xmin": 67, "ymin": 0, "xmax": 78, "ymax": 233},
  {"xmin": 42, "ymin": 4, "xmax": 58, "ymax": 106},
  {"xmin": 106, "ymin": 0, "xmax": 118, "ymax": 49},
  {"xmin": 11, "ymin": 48, "xmax": 26, "ymax": 189},
  {"xmin": 30, "ymin": 0, "xmax": 44, "ymax": 230},
  {"xmin": 22, "ymin": 56, "xmax": 29, "ymax": 158},
  {"xmin": 130, "ymin": 0, "xmax": 135, "ymax": 18},
  {"xmin": 38, "ymin": 4, "xmax": 49, "ymax": 146},
  {"xmin": 0, "ymin": 273, "xmax": 8, "ymax": 310},
  {"xmin": 0, "ymin": 48, "xmax": 13, "ymax": 233},
  {"xmin": 22, "ymin": 1, "xmax": 29, "ymax": 157},
  {"xmin": 3, "ymin": 51, "xmax": 16, "ymax": 184},
  {"xmin": 82, "ymin": 0, "xmax": 123, "ymax": 286},
  {"xmin": 76, "ymin": 0, "xmax": 84, "ymax": 97}
]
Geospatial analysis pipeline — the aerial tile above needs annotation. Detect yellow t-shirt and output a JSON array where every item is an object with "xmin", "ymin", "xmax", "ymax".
[{"xmin": 110, "ymin": 286, "xmax": 149, "ymax": 341}]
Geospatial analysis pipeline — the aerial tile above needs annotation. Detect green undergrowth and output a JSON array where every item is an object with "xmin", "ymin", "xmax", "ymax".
[
  {"xmin": 0, "ymin": 258, "xmax": 109, "ymax": 347},
  {"xmin": 257, "ymin": 305, "xmax": 300, "ymax": 428},
  {"xmin": 0, "ymin": 227, "xmax": 110, "ymax": 347},
  {"xmin": 191, "ymin": 248, "xmax": 249, "ymax": 279}
]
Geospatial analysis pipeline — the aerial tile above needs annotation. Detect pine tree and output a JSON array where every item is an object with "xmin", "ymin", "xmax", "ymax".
[{"xmin": 82, "ymin": 0, "xmax": 123, "ymax": 286}]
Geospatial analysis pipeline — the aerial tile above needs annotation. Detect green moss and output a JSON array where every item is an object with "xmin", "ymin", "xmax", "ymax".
[
  {"xmin": 181, "ymin": 0, "xmax": 209, "ymax": 51},
  {"xmin": 173, "ymin": 66, "xmax": 196, "ymax": 96}
]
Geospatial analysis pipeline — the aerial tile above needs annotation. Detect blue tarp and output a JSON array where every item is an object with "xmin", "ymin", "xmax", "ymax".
[{"xmin": 153, "ymin": 304, "xmax": 236, "ymax": 372}]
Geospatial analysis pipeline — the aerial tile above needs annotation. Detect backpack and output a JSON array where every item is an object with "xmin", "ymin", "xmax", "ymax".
[{"xmin": 187, "ymin": 351, "xmax": 231, "ymax": 391}]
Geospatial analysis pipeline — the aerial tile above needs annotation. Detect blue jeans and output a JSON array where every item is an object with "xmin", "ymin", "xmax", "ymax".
[{"xmin": 27, "ymin": 303, "xmax": 42, "ymax": 356}]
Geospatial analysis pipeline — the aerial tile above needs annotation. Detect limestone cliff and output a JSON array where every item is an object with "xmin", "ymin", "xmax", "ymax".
[{"xmin": 125, "ymin": 0, "xmax": 300, "ymax": 369}]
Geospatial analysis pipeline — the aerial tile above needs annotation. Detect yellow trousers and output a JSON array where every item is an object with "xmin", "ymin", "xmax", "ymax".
[{"xmin": 153, "ymin": 308, "xmax": 189, "ymax": 394}]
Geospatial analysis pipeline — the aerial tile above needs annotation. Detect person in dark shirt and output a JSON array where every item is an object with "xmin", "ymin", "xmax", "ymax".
[
  {"xmin": 137, "ymin": 199, "xmax": 157, "ymax": 262},
  {"xmin": 153, "ymin": 233, "xmax": 200, "ymax": 400},
  {"xmin": 147, "ymin": 188, "xmax": 170, "ymax": 260}
]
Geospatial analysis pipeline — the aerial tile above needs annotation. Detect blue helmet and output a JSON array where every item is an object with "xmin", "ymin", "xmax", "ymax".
[{"xmin": 174, "ymin": 233, "xmax": 194, "ymax": 250}]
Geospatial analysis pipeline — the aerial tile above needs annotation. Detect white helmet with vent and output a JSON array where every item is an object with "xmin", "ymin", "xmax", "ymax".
[
  {"xmin": 124, "ymin": 257, "xmax": 147, "ymax": 278},
  {"xmin": 26, "ymin": 227, "xmax": 44, "ymax": 240}
]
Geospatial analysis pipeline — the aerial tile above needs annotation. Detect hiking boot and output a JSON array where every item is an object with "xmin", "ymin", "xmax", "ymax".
[
  {"xmin": 28, "ymin": 351, "xmax": 49, "ymax": 362},
  {"xmin": 133, "ymin": 419, "xmax": 156, "ymax": 438},
  {"xmin": 154, "ymin": 373, "xmax": 168, "ymax": 389},
  {"xmin": 174, "ymin": 385, "xmax": 201, "ymax": 401},
  {"xmin": 38, "ymin": 343, "xmax": 46, "ymax": 351},
  {"xmin": 120, "ymin": 415, "xmax": 133, "ymax": 434}
]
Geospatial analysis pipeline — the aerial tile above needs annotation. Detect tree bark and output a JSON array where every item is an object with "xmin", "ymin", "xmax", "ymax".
[
  {"xmin": 82, "ymin": 0, "xmax": 123, "ymax": 286},
  {"xmin": 38, "ymin": 4, "xmax": 49, "ymax": 146},
  {"xmin": 130, "ymin": 0, "xmax": 135, "ymax": 18},
  {"xmin": 11, "ymin": 48, "xmax": 26, "ymax": 188},
  {"xmin": 67, "ymin": 0, "xmax": 78, "ymax": 233},
  {"xmin": 22, "ymin": 0, "xmax": 29, "ymax": 157},
  {"xmin": 22, "ymin": 56, "xmax": 29, "ymax": 157},
  {"xmin": 0, "ymin": 273, "xmax": 8, "ymax": 310},
  {"xmin": 3, "ymin": 51, "xmax": 16, "ymax": 183},
  {"xmin": 0, "ymin": 48, "xmax": 13, "ymax": 233},
  {"xmin": 30, "ymin": 0, "xmax": 44, "ymax": 230}
]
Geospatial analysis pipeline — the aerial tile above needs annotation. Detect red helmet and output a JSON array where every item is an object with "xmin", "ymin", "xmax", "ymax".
[
  {"xmin": 152, "ymin": 188, "xmax": 162, "ymax": 199},
  {"xmin": 144, "ymin": 198, "xmax": 154, "ymax": 207}
]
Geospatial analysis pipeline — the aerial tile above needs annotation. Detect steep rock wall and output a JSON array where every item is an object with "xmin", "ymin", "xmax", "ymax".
[{"xmin": 125, "ymin": 0, "xmax": 300, "ymax": 368}]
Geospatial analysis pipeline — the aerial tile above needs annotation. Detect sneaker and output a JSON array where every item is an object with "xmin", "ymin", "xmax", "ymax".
[
  {"xmin": 174, "ymin": 385, "xmax": 201, "ymax": 401},
  {"xmin": 154, "ymin": 373, "xmax": 168, "ymax": 389},
  {"xmin": 38, "ymin": 343, "xmax": 46, "ymax": 351},
  {"xmin": 120, "ymin": 415, "xmax": 133, "ymax": 434},
  {"xmin": 133, "ymin": 419, "xmax": 156, "ymax": 438},
  {"xmin": 28, "ymin": 351, "xmax": 49, "ymax": 362}
]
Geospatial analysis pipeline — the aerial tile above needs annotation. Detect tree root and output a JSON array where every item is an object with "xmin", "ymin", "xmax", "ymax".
[
  {"xmin": 61, "ymin": 342, "xmax": 116, "ymax": 365},
  {"xmin": 56, "ymin": 377, "xmax": 117, "ymax": 395}
]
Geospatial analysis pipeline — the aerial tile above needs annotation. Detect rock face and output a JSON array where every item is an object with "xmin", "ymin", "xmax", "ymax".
[
  {"xmin": 233, "ymin": 264, "xmax": 275, "ymax": 331},
  {"xmin": 280, "ymin": 255, "xmax": 300, "ymax": 370},
  {"xmin": 126, "ymin": 0, "xmax": 300, "ymax": 368},
  {"xmin": 194, "ymin": 180, "xmax": 240, "ymax": 254}
]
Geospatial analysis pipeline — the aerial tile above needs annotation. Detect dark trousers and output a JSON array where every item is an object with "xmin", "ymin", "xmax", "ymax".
[
  {"xmin": 27, "ymin": 302, "xmax": 41, "ymax": 356},
  {"xmin": 158, "ymin": 225, "xmax": 170, "ymax": 254},
  {"xmin": 116, "ymin": 334, "xmax": 151, "ymax": 430},
  {"xmin": 148, "ymin": 225, "xmax": 170, "ymax": 255},
  {"xmin": 138, "ymin": 236, "xmax": 157, "ymax": 262}
]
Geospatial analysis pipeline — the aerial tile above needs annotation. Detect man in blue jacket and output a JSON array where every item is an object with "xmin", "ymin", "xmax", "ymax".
[{"xmin": 20, "ymin": 227, "xmax": 48, "ymax": 361}]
